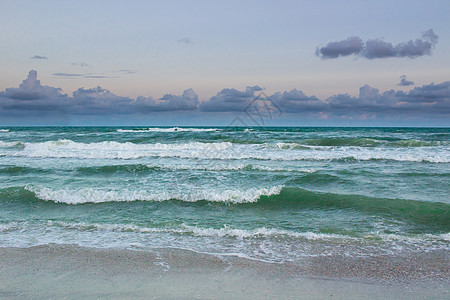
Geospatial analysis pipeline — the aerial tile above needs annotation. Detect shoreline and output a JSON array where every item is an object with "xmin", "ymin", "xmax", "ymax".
[{"xmin": 0, "ymin": 244, "xmax": 448, "ymax": 299}]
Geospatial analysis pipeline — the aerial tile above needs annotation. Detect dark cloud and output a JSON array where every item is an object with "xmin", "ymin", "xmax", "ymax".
[
  {"xmin": 270, "ymin": 89, "xmax": 324, "ymax": 113},
  {"xmin": 315, "ymin": 37, "xmax": 363, "ymax": 59},
  {"xmin": 0, "ymin": 71, "xmax": 68, "ymax": 115},
  {"xmin": 324, "ymin": 82, "xmax": 450, "ymax": 117},
  {"xmin": 136, "ymin": 89, "xmax": 199, "ymax": 112},
  {"xmin": 1, "ymin": 70, "xmax": 448, "ymax": 122},
  {"xmin": 199, "ymin": 82, "xmax": 449, "ymax": 119},
  {"xmin": 199, "ymin": 86, "xmax": 262, "ymax": 112},
  {"xmin": 157, "ymin": 89, "xmax": 198, "ymax": 111},
  {"xmin": 0, "ymin": 71, "xmax": 199, "ymax": 117},
  {"xmin": 316, "ymin": 29, "xmax": 438, "ymax": 59},
  {"xmin": 71, "ymin": 86, "xmax": 136, "ymax": 114},
  {"xmin": 399, "ymin": 75, "xmax": 414, "ymax": 86},
  {"xmin": 363, "ymin": 39, "xmax": 395, "ymax": 59},
  {"xmin": 72, "ymin": 87, "xmax": 198, "ymax": 114},
  {"xmin": 1, "ymin": 70, "xmax": 66, "ymax": 100},
  {"xmin": 31, "ymin": 55, "xmax": 48, "ymax": 60},
  {"xmin": 406, "ymin": 81, "xmax": 450, "ymax": 103}
]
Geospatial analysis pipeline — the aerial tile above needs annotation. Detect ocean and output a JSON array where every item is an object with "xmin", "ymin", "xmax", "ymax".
[{"xmin": 0, "ymin": 126, "xmax": 448, "ymax": 263}]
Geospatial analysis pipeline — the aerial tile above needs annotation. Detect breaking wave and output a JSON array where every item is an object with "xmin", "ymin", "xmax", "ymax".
[
  {"xmin": 1, "ymin": 139, "xmax": 448, "ymax": 162},
  {"xmin": 117, "ymin": 127, "xmax": 220, "ymax": 133}
]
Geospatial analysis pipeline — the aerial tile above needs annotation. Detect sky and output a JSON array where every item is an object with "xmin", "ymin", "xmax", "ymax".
[{"xmin": 0, "ymin": 0, "xmax": 449, "ymax": 126}]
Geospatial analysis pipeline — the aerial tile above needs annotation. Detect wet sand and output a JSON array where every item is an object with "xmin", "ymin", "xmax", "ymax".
[{"xmin": 0, "ymin": 244, "xmax": 448, "ymax": 299}]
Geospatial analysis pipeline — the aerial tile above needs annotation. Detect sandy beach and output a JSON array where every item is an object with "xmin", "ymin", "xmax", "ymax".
[{"xmin": 0, "ymin": 244, "xmax": 448, "ymax": 299}]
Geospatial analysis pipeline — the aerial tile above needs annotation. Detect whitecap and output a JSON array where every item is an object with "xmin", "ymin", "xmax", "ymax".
[
  {"xmin": 26, "ymin": 185, "xmax": 284, "ymax": 204},
  {"xmin": 117, "ymin": 127, "xmax": 220, "ymax": 133}
]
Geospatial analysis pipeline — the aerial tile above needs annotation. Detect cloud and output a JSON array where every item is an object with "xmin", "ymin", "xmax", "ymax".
[
  {"xmin": 315, "ymin": 37, "xmax": 363, "ymax": 59},
  {"xmin": 71, "ymin": 86, "xmax": 136, "ymax": 114},
  {"xmin": 199, "ymin": 86, "xmax": 262, "ymax": 112},
  {"xmin": 72, "ymin": 62, "xmax": 89, "ymax": 67},
  {"xmin": 136, "ymin": 89, "xmax": 199, "ymax": 111},
  {"xmin": 316, "ymin": 29, "xmax": 438, "ymax": 59},
  {"xmin": 72, "ymin": 87, "xmax": 198, "ymax": 114},
  {"xmin": 0, "ymin": 71, "xmax": 199, "ymax": 117},
  {"xmin": 31, "ymin": 55, "xmax": 48, "ymax": 60},
  {"xmin": 83, "ymin": 75, "xmax": 116, "ymax": 79},
  {"xmin": 324, "ymin": 82, "xmax": 450, "ymax": 117},
  {"xmin": 178, "ymin": 38, "xmax": 192, "ymax": 45},
  {"xmin": 1, "ymin": 70, "xmax": 65, "ymax": 100},
  {"xmin": 0, "ymin": 70, "xmax": 68, "ymax": 115},
  {"xmin": 199, "ymin": 82, "xmax": 449, "ymax": 120},
  {"xmin": 269, "ymin": 89, "xmax": 324, "ymax": 113},
  {"xmin": 54, "ymin": 69, "xmax": 136, "ymax": 79},
  {"xmin": 1, "ymin": 70, "xmax": 448, "ymax": 123},
  {"xmin": 398, "ymin": 75, "xmax": 414, "ymax": 86},
  {"xmin": 53, "ymin": 73, "xmax": 117, "ymax": 79},
  {"xmin": 53, "ymin": 73, "xmax": 83, "ymax": 77},
  {"xmin": 406, "ymin": 81, "xmax": 450, "ymax": 103},
  {"xmin": 117, "ymin": 69, "xmax": 137, "ymax": 74}
]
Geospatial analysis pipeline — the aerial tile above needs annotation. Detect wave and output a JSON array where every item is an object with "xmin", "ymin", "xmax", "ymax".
[
  {"xmin": 392, "ymin": 140, "xmax": 444, "ymax": 147},
  {"xmin": 298, "ymin": 138, "xmax": 444, "ymax": 148},
  {"xmin": 117, "ymin": 127, "xmax": 220, "ymax": 133},
  {"xmin": 76, "ymin": 163, "xmax": 316, "ymax": 175},
  {"xmin": 9, "ymin": 139, "xmax": 233, "ymax": 159},
  {"xmin": 2, "ymin": 139, "xmax": 448, "ymax": 162},
  {"xmin": 2, "ymin": 186, "xmax": 448, "ymax": 229},
  {"xmin": 254, "ymin": 187, "xmax": 450, "ymax": 229},
  {"xmin": 303, "ymin": 138, "xmax": 381, "ymax": 147},
  {"xmin": 0, "ymin": 141, "xmax": 25, "ymax": 148},
  {"xmin": 0, "ymin": 129, "xmax": 9, "ymax": 132},
  {"xmin": 23, "ymin": 185, "xmax": 284, "ymax": 204},
  {"xmin": 43, "ymin": 221, "xmax": 449, "ymax": 243},
  {"xmin": 45, "ymin": 220, "xmax": 358, "ymax": 240},
  {"xmin": 0, "ymin": 166, "xmax": 47, "ymax": 175},
  {"xmin": 265, "ymin": 143, "xmax": 310, "ymax": 150},
  {"xmin": 0, "ymin": 222, "xmax": 20, "ymax": 232}
]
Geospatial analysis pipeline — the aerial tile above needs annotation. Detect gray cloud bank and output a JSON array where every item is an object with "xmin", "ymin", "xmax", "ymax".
[
  {"xmin": 0, "ymin": 70, "xmax": 448, "ymax": 123},
  {"xmin": 316, "ymin": 29, "xmax": 438, "ymax": 59},
  {"xmin": 0, "ymin": 71, "xmax": 197, "ymax": 116}
]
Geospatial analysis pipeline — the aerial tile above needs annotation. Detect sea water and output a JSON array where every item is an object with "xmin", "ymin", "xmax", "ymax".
[{"xmin": 0, "ymin": 127, "xmax": 448, "ymax": 262}]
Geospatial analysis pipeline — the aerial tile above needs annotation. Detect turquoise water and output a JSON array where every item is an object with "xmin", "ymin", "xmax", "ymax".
[{"xmin": 0, "ymin": 127, "xmax": 449, "ymax": 262}]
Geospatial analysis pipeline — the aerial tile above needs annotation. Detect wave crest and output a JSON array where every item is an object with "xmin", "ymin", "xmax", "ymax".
[
  {"xmin": 25, "ymin": 185, "xmax": 284, "ymax": 204},
  {"xmin": 117, "ymin": 127, "xmax": 220, "ymax": 133}
]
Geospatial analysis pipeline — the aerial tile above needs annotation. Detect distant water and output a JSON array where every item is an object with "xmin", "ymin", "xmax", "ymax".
[{"xmin": 0, "ymin": 127, "xmax": 448, "ymax": 262}]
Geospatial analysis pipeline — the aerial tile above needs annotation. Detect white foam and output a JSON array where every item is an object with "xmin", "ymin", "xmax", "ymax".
[
  {"xmin": 46, "ymin": 220, "xmax": 354, "ymax": 241},
  {"xmin": 0, "ymin": 129, "xmax": 9, "ymax": 132},
  {"xmin": 117, "ymin": 127, "xmax": 220, "ymax": 133},
  {"xmin": 180, "ymin": 225, "xmax": 354, "ymax": 240},
  {"xmin": 148, "ymin": 162, "xmax": 316, "ymax": 173},
  {"xmin": 0, "ymin": 141, "xmax": 23, "ymax": 147},
  {"xmin": 15, "ymin": 139, "xmax": 232, "ymax": 159},
  {"xmin": 3, "ymin": 139, "xmax": 448, "ymax": 163},
  {"xmin": 0, "ymin": 222, "xmax": 19, "ymax": 232},
  {"xmin": 26, "ymin": 185, "xmax": 283, "ymax": 204},
  {"xmin": 373, "ymin": 232, "xmax": 450, "ymax": 243}
]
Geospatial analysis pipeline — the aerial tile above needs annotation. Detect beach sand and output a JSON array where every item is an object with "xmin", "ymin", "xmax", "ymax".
[{"xmin": 0, "ymin": 244, "xmax": 448, "ymax": 299}]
